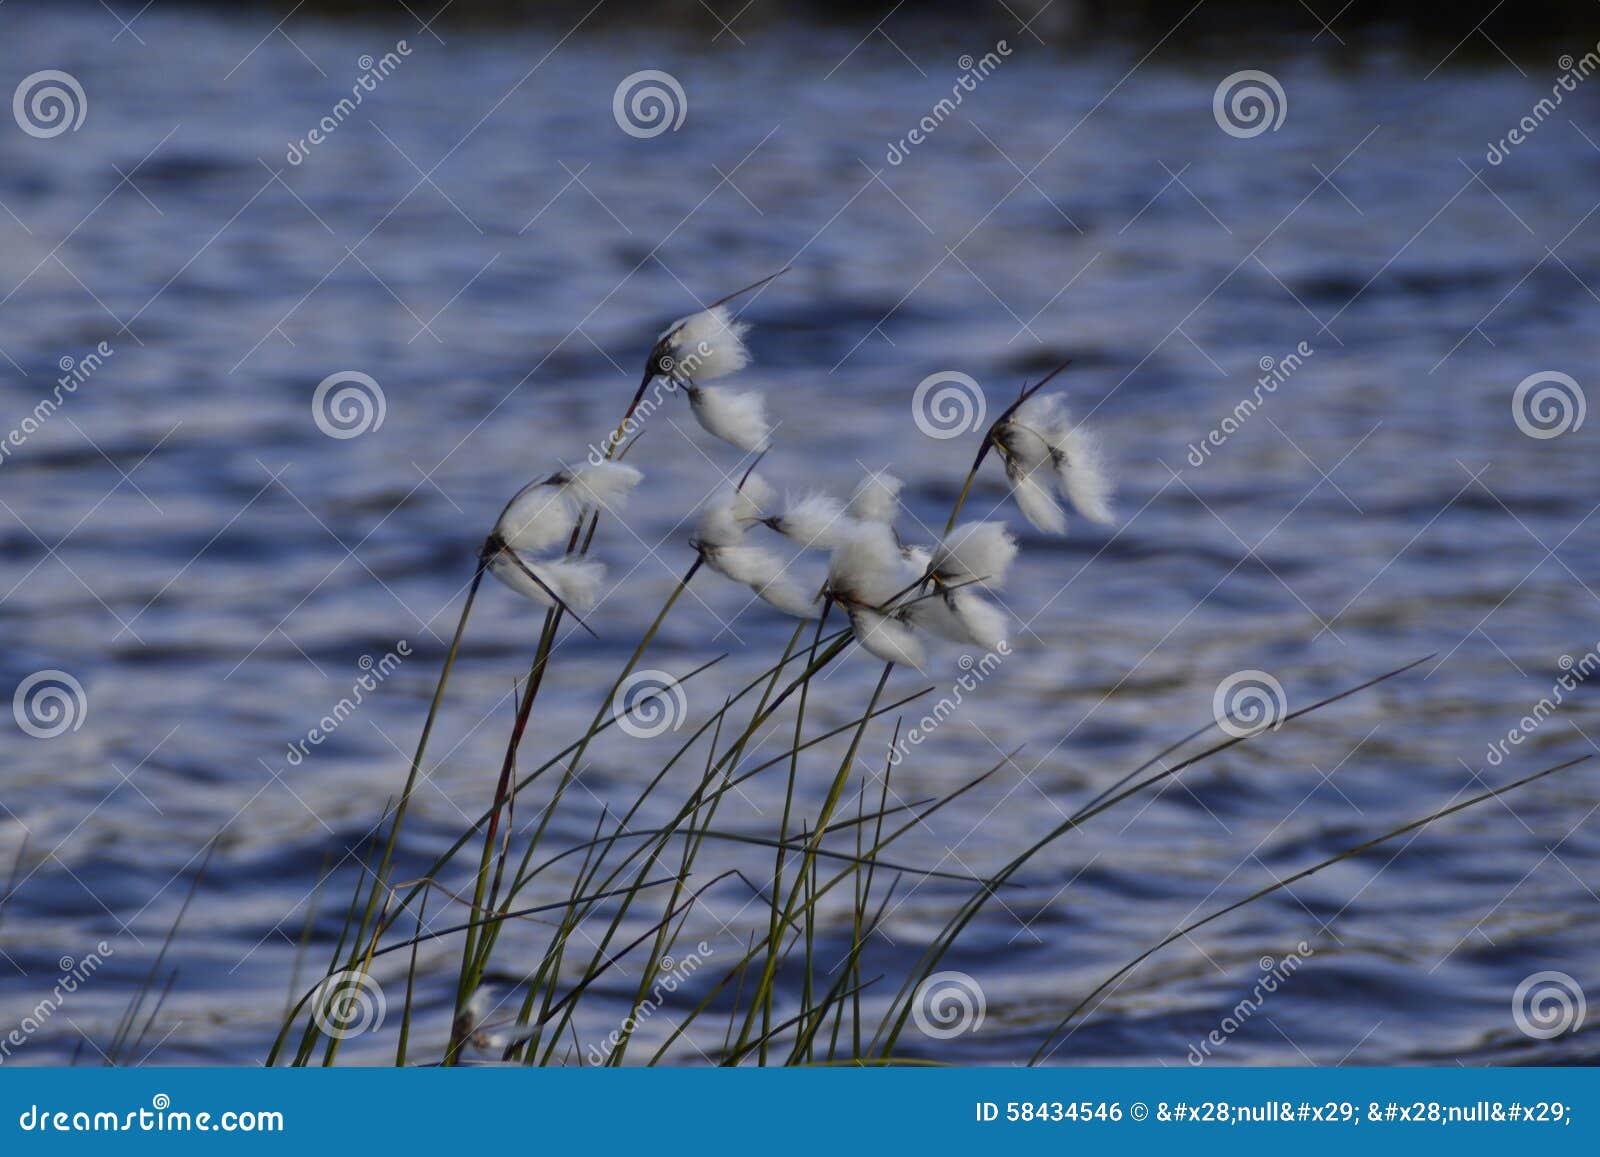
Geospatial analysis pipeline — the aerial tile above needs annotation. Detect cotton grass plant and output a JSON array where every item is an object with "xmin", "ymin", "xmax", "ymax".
[{"xmin": 268, "ymin": 277, "xmax": 1591, "ymax": 1068}]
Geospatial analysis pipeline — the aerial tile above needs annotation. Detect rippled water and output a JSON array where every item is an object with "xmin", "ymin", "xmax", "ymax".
[{"xmin": 2, "ymin": 8, "xmax": 1598, "ymax": 1066}]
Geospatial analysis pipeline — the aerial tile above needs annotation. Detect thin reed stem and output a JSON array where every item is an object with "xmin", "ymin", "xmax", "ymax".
[{"xmin": 1029, "ymin": 754, "xmax": 1592, "ymax": 1063}]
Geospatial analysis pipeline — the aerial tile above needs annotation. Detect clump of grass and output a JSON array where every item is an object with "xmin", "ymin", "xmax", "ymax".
[{"xmin": 268, "ymin": 277, "xmax": 1592, "ymax": 1068}]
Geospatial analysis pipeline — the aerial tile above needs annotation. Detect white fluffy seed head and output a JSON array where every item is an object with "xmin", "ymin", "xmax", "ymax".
[
  {"xmin": 662, "ymin": 305, "xmax": 751, "ymax": 382},
  {"xmin": 907, "ymin": 592, "xmax": 965, "ymax": 643},
  {"xmin": 695, "ymin": 501, "xmax": 746, "ymax": 549},
  {"xmin": 1002, "ymin": 394, "xmax": 1115, "ymax": 528},
  {"xmin": 997, "ymin": 395, "xmax": 1060, "ymax": 471},
  {"xmin": 705, "ymin": 541, "xmax": 781, "ymax": 587},
  {"xmin": 488, "ymin": 553, "xmax": 606, "ymax": 611},
  {"xmin": 773, "ymin": 492, "xmax": 852, "ymax": 548},
  {"xmin": 755, "ymin": 573, "xmax": 820, "ymax": 619},
  {"xmin": 541, "ymin": 557, "xmax": 607, "ymax": 610},
  {"xmin": 702, "ymin": 543, "xmax": 817, "ymax": 619},
  {"xmin": 945, "ymin": 589, "xmax": 1009, "ymax": 649},
  {"xmin": 462, "ymin": 986, "xmax": 493, "ymax": 1025},
  {"xmin": 557, "ymin": 461, "xmax": 644, "ymax": 513},
  {"xmin": 848, "ymin": 609, "xmax": 925, "ymax": 670},
  {"xmin": 1005, "ymin": 456, "xmax": 1067, "ymax": 534},
  {"xmin": 690, "ymin": 386, "xmax": 772, "ymax": 453},
  {"xmin": 827, "ymin": 523, "xmax": 908, "ymax": 608},
  {"xmin": 1011, "ymin": 392, "xmax": 1071, "ymax": 441},
  {"xmin": 731, "ymin": 471, "xmax": 775, "ymax": 523},
  {"xmin": 1057, "ymin": 424, "xmax": 1115, "ymax": 525},
  {"xmin": 494, "ymin": 462, "xmax": 643, "ymax": 553},
  {"xmin": 495, "ymin": 482, "xmax": 576, "ymax": 553},
  {"xmin": 695, "ymin": 473, "xmax": 772, "ymax": 548},
  {"xmin": 932, "ymin": 521, "xmax": 1019, "ymax": 589},
  {"xmin": 907, "ymin": 588, "xmax": 1005, "ymax": 649},
  {"xmin": 848, "ymin": 470, "xmax": 903, "ymax": 525},
  {"xmin": 455, "ymin": 986, "xmax": 509, "ymax": 1051}
]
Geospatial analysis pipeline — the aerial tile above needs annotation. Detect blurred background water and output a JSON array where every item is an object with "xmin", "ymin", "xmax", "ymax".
[{"xmin": 1, "ymin": 1, "xmax": 1598, "ymax": 1066}]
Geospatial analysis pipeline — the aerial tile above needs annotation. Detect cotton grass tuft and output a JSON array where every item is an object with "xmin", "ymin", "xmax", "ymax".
[
  {"xmin": 659, "ymin": 304, "xmax": 751, "ymax": 382},
  {"xmin": 993, "ymin": 393, "xmax": 1114, "ymax": 532},
  {"xmin": 847, "ymin": 470, "xmax": 903, "ymax": 526},
  {"xmin": 689, "ymin": 385, "xmax": 772, "ymax": 453}
]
